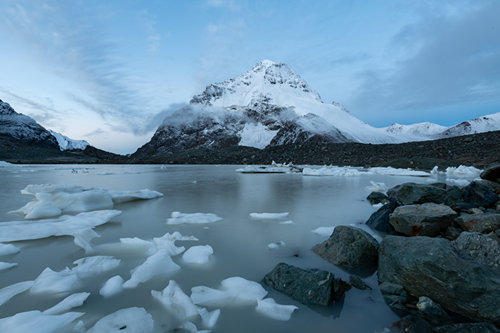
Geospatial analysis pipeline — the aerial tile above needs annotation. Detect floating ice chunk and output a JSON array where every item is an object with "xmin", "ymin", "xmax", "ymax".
[
  {"xmin": 152, "ymin": 232, "xmax": 198, "ymax": 256},
  {"xmin": 87, "ymin": 307, "xmax": 154, "ymax": 333},
  {"xmin": 445, "ymin": 165, "xmax": 482, "ymax": 178},
  {"xmin": 152, "ymin": 280, "xmax": 199, "ymax": 320},
  {"xmin": 279, "ymin": 220, "xmax": 294, "ymax": 225},
  {"xmin": 123, "ymin": 249, "xmax": 180, "ymax": 289},
  {"xmin": 267, "ymin": 241, "xmax": 286, "ymax": 250},
  {"xmin": 0, "ymin": 161, "xmax": 14, "ymax": 167},
  {"xmin": 11, "ymin": 184, "xmax": 162, "ymax": 219},
  {"xmin": 256, "ymin": 298, "xmax": 298, "ymax": 321},
  {"xmin": 0, "ymin": 310, "xmax": 83, "ymax": 333},
  {"xmin": 311, "ymin": 226, "xmax": 335, "ymax": 237},
  {"xmin": 167, "ymin": 212, "xmax": 222, "ymax": 225},
  {"xmin": 0, "ymin": 281, "xmax": 33, "ymax": 306},
  {"xmin": 303, "ymin": 166, "xmax": 364, "ymax": 176},
  {"xmin": 446, "ymin": 178, "xmax": 471, "ymax": 186},
  {"xmin": 368, "ymin": 167, "xmax": 430, "ymax": 177},
  {"xmin": 0, "ymin": 210, "xmax": 121, "ymax": 250},
  {"xmin": 100, "ymin": 275, "xmax": 124, "ymax": 298},
  {"xmin": 0, "ymin": 243, "xmax": 20, "ymax": 256},
  {"xmin": 366, "ymin": 181, "xmax": 388, "ymax": 193},
  {"xmin": 0, "ymin": 262, "xmax": 17, "ymax": 271},
  {"xmin": 372, "ymin": 203, "xmax": 384, "ymax": 209},
  {"xmin": 73, "ymin": 228, "xmax": 100, "ymax": 253},
  {"xmin": 183, "ymin": 245, "xmax": 213, "ymax": 264},
  {"xmin": 191, "ymin": 277, "xmax": 267, "ymax": 307},
  {"xmin": 249, "ymin": 212, "xmax": 289, "ymax": 219},
  {"xmin": 43, "ymin": 292, "xmax": 90, "ymax": 315},
  {"xmin": 236, "ymin": 162, "xmax": 302, "ymax": 174},
  {"xmin": 31, "ymin": 256, "xmax": 120, "ymax": 296},
  {"xmin": 198, "ymin": 307, "xmax": 220, "ymax": 329}
]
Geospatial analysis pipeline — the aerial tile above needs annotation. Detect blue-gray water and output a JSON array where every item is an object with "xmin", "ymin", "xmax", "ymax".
[{"xmin": 0, "ymin": 164, "xmax": 437, "ymax": 332}]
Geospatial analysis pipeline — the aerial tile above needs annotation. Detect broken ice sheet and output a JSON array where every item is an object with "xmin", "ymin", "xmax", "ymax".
[
  {"xmin": 86, "ymin": 307, "xmax": 154, "ymax": 333},
  {"xmin": 256, "ymin": 298, "xmax": 298, "ymax": 321},
  {"xmin": 182, "ymin": 245, "xmax": 214, "ymax": 264},
  {"xmin": 0, "ymin": 310, "xmax": 83, "ymax": 333},
  {"xmin": 10, "ymin": 184, "xmax": 162, "ymax": 219},
  {"xmin": 249, "ymin": 212, "xmax": 289, "ymax": 219}
]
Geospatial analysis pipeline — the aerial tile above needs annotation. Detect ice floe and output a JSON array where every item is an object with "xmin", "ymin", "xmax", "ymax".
[
  {"xmin": 0, "ymin": 161, "xmax": 14, "ymax": 167},
  {"xmin": 183, "ymin": 245, "xmax": 214, "ymax": 264},
  {"xmin": 43, "ymin": 292, "xmax": 90, "ymax": 315},
  {"xmin": 0, "ymin": 310, "xmax": 83, "ymax": 333},
  {"xmin": 303, "ymin": 166, "xmax": 430, "ymax": 177},
  {"xmin": 279, "ymin": 220, "xmax": 294, "ymax": 225},
  {"xmin": 311, "ymin": 226, "xmax": 335, "ymax": 237},
  {"xmin": 0, "ymin": 243, "xmax": 20, "ymax": 256},
  {"xmin": 256, "ymin": 298, "xmax": 298, "ymax": 321},
  {"xmin": 0, "ymin": 262, "xmax": 17, "ymax": 271},
  {"xmin": 11, "ymin": 184, "xmax": 162, "ymax": 219},
  {"xmin": 366, "ymin": 181, "xmax": 388, "ymax": 193},
  {"xmin": 123, "ymin": 249, "xmax": 180, "ymax": 289},
  {"xmin": 86, "ymin": 307, "xmax": 154, "ymax": 333},
  {"xmin": 267, "ymin": 241, "xmax": 286, "ymax": 249},
  {"xmin": 249, "ymin": 212, "xmax": 289, "ymax": 219},
  {"xmin": 30, "ymin": 256, "xmax": 120, "ymax": 296},
  {"xmin": 167, "ymin": 212, "xmax": 222, "ymax": 225},
  {"xmin": 99, "ymin": 275, "xmax": 124, "ymax": 298},
  {"xmin": 0, "ymin": 281, "xmax": 33, "ymax": 306},
  {"xmin": 432, "ymin": 165, "xmax": 482, "ymax": 178},
  {"xmin": 191, "ymin": 277, "xmax": 267, "ymax": 307},
  {"xmin": 0, "ymin": 210, "xmax": 121, "ymax": 252},
  {"xmin": 236, "ymin": 162, "xmax": 303, "ymax": 174}
]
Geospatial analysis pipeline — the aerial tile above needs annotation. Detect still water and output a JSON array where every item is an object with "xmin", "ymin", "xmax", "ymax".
[{"xmin": 0, "ymin": 164, "xmax": 436, "ymax": 332}]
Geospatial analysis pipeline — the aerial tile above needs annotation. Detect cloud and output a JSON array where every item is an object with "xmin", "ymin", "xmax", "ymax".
[
  {"xmin": 205, "ymin": 0, "xmax": 241, "ymax": 11},
  {"xmin": 84, "ymin": 128, "xmax": 106, "ymax": 137},
  {"xmin": 350, "ymin": 1, "xmax": 500, "ymax": 121}
]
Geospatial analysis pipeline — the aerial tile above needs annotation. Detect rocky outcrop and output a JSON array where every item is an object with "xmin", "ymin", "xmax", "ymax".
[
  {"xmin": 456, "ymin": 213, "xmax": 500, "ymax": 233},
  {"xmin": 378, "ymin": 235, "xmax": 500, "ymax": 323},
  {"xmin": 389, "ymin": 203, "xmax": 457, "ymax": 236},
  {"xmin": 312, "ymin": 226, "xmax": 379, "ymax": 272},
  {"xmin": 366, "ymin": 191, "xmax": 389, "ymax": 205},
  {"xmin": 463, "ymin": 182, "xmax": 499, "ymax": 208},
  {"xmin": 365, "ymin": 200, "xmax": 399, "ymax": 234},
  {"xmin": 387, "ymin": 183, "xmax": 463, "ymax": 206},
  {"xmin": 262, "ymin": 262, "xmax": 349, "ymax": 306},
  {"xmin": 481, "ymin": 164, "xmax": 500, "ymax": 184}
]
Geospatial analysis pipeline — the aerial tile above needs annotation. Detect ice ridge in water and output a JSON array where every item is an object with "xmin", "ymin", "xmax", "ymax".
[
  {"xmin": 11, "ymin": 184, "xmax": 163, "ymax": 219},
  {"xmin": 167, "ymin": 212, "xmax": 223, "ymax": 225},
  {"xmin": 0, "ymin": 310, "xmax": 84, "ymax": 333},
  {"xmin": 43, "ymin": 292, "xmax": 90, "ymax": 315},
  {"xmin": 0, "ymin": 210, "xmax": 121, "ymax": 252},
  {"xmin": 0, "ymin": 262, "xmax": 17, "ymax": 271},
  {"xmin": 0, "ymin": 243, "xmax": 20, "ymax": 256}
]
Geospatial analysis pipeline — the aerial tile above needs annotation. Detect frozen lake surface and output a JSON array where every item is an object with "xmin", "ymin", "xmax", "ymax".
[{"xmin": 0, "ymin": 164, "xmax": 476, "ymax": 332}]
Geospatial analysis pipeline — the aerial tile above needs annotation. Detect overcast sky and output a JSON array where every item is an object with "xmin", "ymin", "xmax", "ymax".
[{"xmin": 1, "ymin": 0, "xmax": 499, "ymax": 153}]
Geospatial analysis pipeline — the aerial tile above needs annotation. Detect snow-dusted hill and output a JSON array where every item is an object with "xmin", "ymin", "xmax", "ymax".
[
  {"xmin": 440, "ymin": 112, "xmax": 500, "ymax": 138},
  {"xmin": 0, "ymin": 99, "xmax": 58, "ymax": 147},
  {"xmin": 383, "ymin": 122, "xmax": 448, "ymax": 141},
  {"xmin": 49, "ymin": 130, "xmax": 89, "ymax": 151}
]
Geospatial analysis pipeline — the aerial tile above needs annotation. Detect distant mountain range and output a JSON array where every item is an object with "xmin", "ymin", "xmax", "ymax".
[
  {"xmin": 1, "ymin": 60, "xmax": 500, "ymax": 163},
  {"xmin": 133, "ymin": 60, "xmax": 500, "ymax": 158}
]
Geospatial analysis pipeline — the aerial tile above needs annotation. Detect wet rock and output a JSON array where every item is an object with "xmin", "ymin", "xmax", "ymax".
[
  {"xmin": 387, "ymin": 182, "xmax": 463, "ymax": 206},
  {"xmin": 312, "ymin": 226, "xmax": 379, "ymax": 271},
  {"xmin": 480, "ymin": 164, "xmax": 500, "ymax": 184},
  {"xmin": 394, "ymin": 315, "xmax": 433, "ymax": 333},
  {"xmin": 348, "ymin": 275, "xmax": 372, "ymax": 290},
  {"xmin": 367, "ymin": 191, "xmax": 389, "ymax": 205},
  {"xmin": 452, "ymin": 232, "xmax": 500, "ymax": 273},
  {"xmin": 389, "ymin": 203, "xmax": 457, "ymax": 236},
  {"xmin": 433, "ymin": 322, "xmax": 500, "ymax": 333},
  {"xmin": 455, "ymin": 213, "xmax": 500, "ymax": 233},
  {"xmin": 416, "ymin": 296, "xmax": 450, "ymax": 325},
  {"xmin": 262, "ymin": 262, "xmax": 348, "ymax": 306},
  {"xmin": 378, "ymin": 235, "xmax": 500, "ymax": 323},
  {"xmin": 463, "ymin": 181, "xmax": 498, "ymax": 208},
  {"xmin": 378, "ymin": 282, "xmax": 410, "ymax": 316},
  {"xmin": 366, "ymin": 200, "xmax": 399, "ymax": 234}
]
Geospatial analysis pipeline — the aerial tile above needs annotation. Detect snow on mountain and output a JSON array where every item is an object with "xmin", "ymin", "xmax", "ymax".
[
  {"xmin": 383, "ymin": 122, "xmax": 448, "ymax": 141},
  {"xmin": 0, "ymin": 99, "xmax": 58, "ymax": 147},
  {"xmin": 49, "ymin": 130, "xmax": 89, "ymax": 151},
  {"xmin": 440, "ymin": 112, "xmax": 500, "ymax": 138}
]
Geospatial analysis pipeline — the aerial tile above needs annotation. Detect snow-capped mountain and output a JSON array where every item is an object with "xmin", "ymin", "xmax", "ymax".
[
  {"xmin": 440, "ymin": 112, "xmax": 500, "ymax": 138},
  {"xmin": 49, "ymin": 130, "xmax": 89, "ymax": 151},
  {"xmin": 0, "ymin": 99, "xmax": 58, "ymax": 147},
  {"xmin": 383, "ymin": 122, "xmax": 448, "ymax": 141}
]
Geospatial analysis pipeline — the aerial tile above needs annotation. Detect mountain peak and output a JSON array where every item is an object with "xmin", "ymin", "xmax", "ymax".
[{"xmin": 190, "ymin": 60, "xmax": 322, "ymax": 107}]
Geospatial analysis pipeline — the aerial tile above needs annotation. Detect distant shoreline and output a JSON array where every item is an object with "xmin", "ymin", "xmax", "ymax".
[{"xmin": 2, "ymin": 130, "xmax": 500, "ymax": 170}]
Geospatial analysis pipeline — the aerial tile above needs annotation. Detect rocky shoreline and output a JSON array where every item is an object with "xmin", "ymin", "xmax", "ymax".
[
  {"xmin": 1, "ymin": 130, "xmax": 499, "ymax": 168},
  {"xmin": 261, "ymin": 164, "xmax": 500, "ymax": 332}
]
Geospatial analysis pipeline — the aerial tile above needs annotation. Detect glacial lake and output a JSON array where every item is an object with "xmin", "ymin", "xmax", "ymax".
[{"xmin": 0, "ymin": 164, "xmax": 466, "ymax": 332}]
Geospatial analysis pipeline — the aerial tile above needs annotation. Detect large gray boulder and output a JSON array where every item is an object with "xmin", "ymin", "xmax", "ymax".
[
  {"xmin": 481, "ymin": 164, "xmax": 500, "ymax": 184},
  {"xmin": 387, "ymin": 183, "xmax": 463, "ymax": 206},
  {"xmin": 389, "ymin": 203, "xmax": 457, "ymax": 236},
  {"xmin": 312, "ymin": 226, "xmax": 379, "ymax": 270},
  {"xmin": 262, "ymin": 262, "xmax": 348, "ymax": 306},
  {"xmin": 366, "ymin": 200, "xmax": 399, "ymax": 234},
  {"xmin": 463, "ymin": 181, "xmax": 498, "ymax": 208},
  {"xmin": 378, "ymin": 235, "xmax": 500, "ymax": 323},
  {"xmin": 433, "ymin": 322, "xmax": 500, "ymax": 333},
  {"xmin": 452, "ymin": 232, "xmax": 500, "ymax": 274},
  {"xmin": 456, "ymin": 213, "xmax": 500, "ymax": 233}
]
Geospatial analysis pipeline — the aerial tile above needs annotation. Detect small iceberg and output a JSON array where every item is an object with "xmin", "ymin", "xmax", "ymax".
[
  {"xmin": 0, "ymin": 281, "xmax": 34, "ymax": 307},
  {"xmin": 0, "ymin": 310, "xmax": 83, "ymax": 333},
  {"xmin": 236, "ymin": 161, "xmax": 303, "ymax": 174},
  {"xmin": 167, "ymin": 212, "xmax": 223, "ymax": 225},
  {"xmin": 43, "ymin": 292, "xmax": 90, "ymax": 315},
  {"xmin": 99, "ymin": 275, "xmax": 124, "ymax": 298},
  {"xmin": 182, "ymin": 245, "xmax": 214, "ymax": 264},
  {"xmin": 256, "ymin": 298, "xmax": 298, "ymax": 321},
  {"xmin": 11, "ymin": 184, "xmax": 162, "ymax": 219},
  {"xmin": 249, "ymin": 212, "xmax": 289, "ymax": 220},
  {"xmin": 311, "ymin": 226, "xmax": 335, "ymax": 237},
  {"xmin": 86, "ymin": 307, "xmax": 154, "ymax": 333},
  {"xmin": 267, "ymin": 241, "xmax": 286, "ymax": 250}
]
